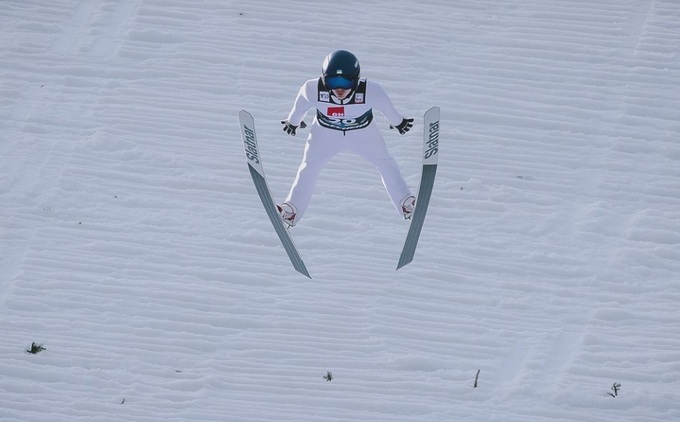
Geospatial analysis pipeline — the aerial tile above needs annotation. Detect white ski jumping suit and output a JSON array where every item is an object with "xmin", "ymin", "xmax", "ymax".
[{"xmin": 283, "ymin": 77, "xmax": 412, "ymax": 222}]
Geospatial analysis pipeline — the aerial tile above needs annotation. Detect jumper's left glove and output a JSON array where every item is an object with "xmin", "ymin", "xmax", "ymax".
[
  {"xmin": 281, "ymin": 120, "xmax": 298, "ymax": 136},
  {"xmin": 394, "ymin": 118, "xmax": 414, "ymax": 135}
]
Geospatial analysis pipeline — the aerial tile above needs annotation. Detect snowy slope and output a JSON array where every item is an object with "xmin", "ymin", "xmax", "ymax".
[{"xmin": 1, "ymin": 0, "xmax": 679, "ymax": 421}]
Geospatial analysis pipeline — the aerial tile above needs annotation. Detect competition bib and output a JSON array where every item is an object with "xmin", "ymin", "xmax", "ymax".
[{"xmin": 316, "ymin": 109, "xmax": 373, "ymax": 132}]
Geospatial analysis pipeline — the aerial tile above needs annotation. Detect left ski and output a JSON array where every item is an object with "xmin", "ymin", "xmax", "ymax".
[
  {"xmin": 238, "ymin": 110, "xmax": 311, "ymax": 278},
  {"xmin": 397, "ymin": 106, "xmax": 440, "ymax": 270}
]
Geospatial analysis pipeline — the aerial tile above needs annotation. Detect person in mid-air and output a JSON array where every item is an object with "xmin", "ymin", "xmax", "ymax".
[{"xmin": 278, "ymin": 49, "xmax": 415, "ymax": 227}]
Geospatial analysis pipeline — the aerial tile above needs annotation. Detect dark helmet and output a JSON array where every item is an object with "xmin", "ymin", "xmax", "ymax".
[{"xmin": 322, "ymin": 50, "xmax": 360, "ymax": 89}]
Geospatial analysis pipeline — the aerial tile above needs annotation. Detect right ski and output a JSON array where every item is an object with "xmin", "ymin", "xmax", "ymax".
[{"xmin": 238, "ymin": 110, "xmax": 311, "ymax": 278}]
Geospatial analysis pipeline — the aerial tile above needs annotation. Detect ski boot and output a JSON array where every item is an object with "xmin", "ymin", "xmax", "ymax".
[
  {"xmin": 276, "ymin": 202, "xmax": 297, "ymax": 228},
  {"xmin": 400, "ymin": 195, "xmax": 416, "ymax": 220}
]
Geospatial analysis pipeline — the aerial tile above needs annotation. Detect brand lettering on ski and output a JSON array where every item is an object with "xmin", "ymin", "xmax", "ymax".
[
  {"xmin": 243, "ymin": 124, "xmax": 259, "ymax": 164},
  {"xmin": 425, "ymin": 121, "xmax": 439, "ymax": 159}
]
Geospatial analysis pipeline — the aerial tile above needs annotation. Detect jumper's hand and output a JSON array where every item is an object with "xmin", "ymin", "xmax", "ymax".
[
  {"xmin": 281, "ymin": 120, "xmax": 298, "ymax": 136},
  {"xmin": 394, "ymin": 118, "xmax": 414, "ymax": 135}
]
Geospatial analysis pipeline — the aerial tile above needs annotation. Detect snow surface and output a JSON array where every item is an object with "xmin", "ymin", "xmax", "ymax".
[{"xmin": 1, "ymin": 0, "xmax": 680, "ymax": 421}]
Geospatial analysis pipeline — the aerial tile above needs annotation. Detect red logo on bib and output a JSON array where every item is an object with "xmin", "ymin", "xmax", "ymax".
[{"xmin": 327, "ymin": 106, "xmax": 345, "ymax": 117}]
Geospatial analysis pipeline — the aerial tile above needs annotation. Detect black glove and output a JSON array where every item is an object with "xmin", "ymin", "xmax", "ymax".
[
  {"xmin": 281, "ymin": 120, "xmax": 298, "ymax": 136},
  {"xmin": 394, "ymin": 118, "xmax": 414, "ymax": 135}
]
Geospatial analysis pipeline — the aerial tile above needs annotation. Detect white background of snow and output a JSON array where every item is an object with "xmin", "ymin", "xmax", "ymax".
[{"xmin": 1, "ymin": 0, "xmax": 679, "ymax": 421}]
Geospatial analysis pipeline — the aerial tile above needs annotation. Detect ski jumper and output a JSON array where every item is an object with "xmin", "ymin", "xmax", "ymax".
[{"xmin": 284, "ymin": 77, "xmax": 412, "ymax": 222}]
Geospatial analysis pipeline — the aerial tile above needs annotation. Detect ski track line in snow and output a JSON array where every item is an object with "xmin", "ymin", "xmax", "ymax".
[{"xmin": 1, "ymin": 0, "xmax": 680, "ymax": 421}]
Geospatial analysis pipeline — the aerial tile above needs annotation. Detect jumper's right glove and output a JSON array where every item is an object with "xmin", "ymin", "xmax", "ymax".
[
  {"xmin": 281, "ymin": 120, "xmax": 298, "ymax": 136},
  {"xmin": 394, "ymin": 118, "xmax": 414, "ymax": 135}
]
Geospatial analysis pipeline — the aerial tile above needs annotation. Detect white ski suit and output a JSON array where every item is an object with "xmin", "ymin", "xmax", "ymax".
[{"xmin": 283, "ymin": 77, "xmax": 412, "ymax": 223}]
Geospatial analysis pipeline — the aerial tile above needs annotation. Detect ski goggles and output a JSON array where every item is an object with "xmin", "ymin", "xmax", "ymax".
[{"xmin": 325, "ymin": 75, "xmax": 357, "ymax": 90}]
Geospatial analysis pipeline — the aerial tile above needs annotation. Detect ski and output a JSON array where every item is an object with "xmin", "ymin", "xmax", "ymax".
[
  {"xmin": 238, "ymin": 110, "xmax": 311, "ymax": 278},
  {"xmin": 397, "ymin": 106, "xmax": 440, "ymax": 270}
]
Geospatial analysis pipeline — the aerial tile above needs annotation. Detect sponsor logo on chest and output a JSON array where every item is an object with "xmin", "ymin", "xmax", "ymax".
[{"xmin": 327, "ymin": 106, "xmax": 345, "ymax": 117}]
